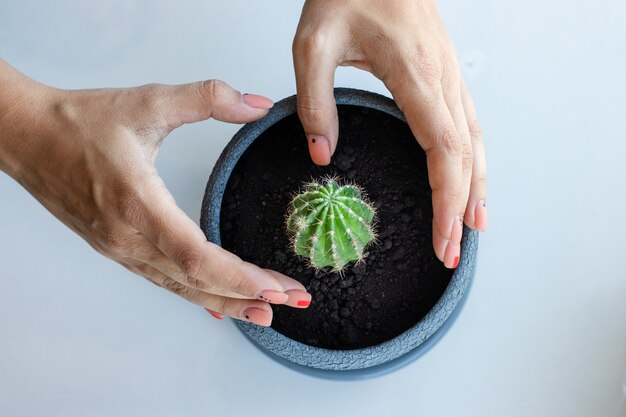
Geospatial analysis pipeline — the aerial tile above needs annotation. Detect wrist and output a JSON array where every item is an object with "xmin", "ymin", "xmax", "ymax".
[{"xmin": 0, "ymin": 60, "xmax": 59, "ymax": 180}]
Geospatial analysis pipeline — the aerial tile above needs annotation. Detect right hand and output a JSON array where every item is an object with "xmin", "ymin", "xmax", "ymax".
[
  {"xmin": 292, "ymin": 0, "xmax": 489, "ymax": 269},
  {"xmin": 0, "ymin": 60, "xmax": 311, "ymax": 326}
]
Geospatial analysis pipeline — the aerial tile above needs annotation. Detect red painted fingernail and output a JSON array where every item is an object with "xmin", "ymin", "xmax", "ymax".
[
  {"xmin": 205, "ymin": 308, "xmax": 224, "ymax": 320},
  {"xmin": 242, "ymin": 93, "xmax": 274, "ymax": 109},
  {"xmin": 443, "ymin": 241, "xmax": 461, "ymax": 269},
  {"xmin": 451, "ymin": 215, "xmax": 463, "ymax": 245},
  {"xmin": 285, "ymin": 289, "xmax": 312, "ymax": 308}
]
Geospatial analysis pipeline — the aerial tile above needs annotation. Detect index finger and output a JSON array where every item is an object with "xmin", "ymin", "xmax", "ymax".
[{"xmin": 122, "ymin": 178, "xmax": 308, "ymax": 301}]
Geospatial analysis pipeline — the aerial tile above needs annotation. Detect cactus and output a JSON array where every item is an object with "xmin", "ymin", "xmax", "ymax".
[{"xmin": 286, "ymin": 176, "xmax": 377, "ymax": 272}]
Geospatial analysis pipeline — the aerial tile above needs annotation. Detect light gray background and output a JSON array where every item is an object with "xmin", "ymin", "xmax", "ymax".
[{"xmin": 1, "ymin": 1, "xmax": 625, "ymax": 416}]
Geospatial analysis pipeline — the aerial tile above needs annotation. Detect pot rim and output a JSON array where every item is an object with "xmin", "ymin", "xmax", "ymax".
[{"xmin": 200, "ymin": 88, "xmax": 478, "ymax": 372}]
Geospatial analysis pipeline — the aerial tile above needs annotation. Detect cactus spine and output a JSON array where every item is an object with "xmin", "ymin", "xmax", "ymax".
[{"xmin": 286, "ymin": 176, "xmax": 377, "ymax": 272}]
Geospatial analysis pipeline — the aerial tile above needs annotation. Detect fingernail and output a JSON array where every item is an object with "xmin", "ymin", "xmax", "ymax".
[
  {"xmin": 444, "ymin": 241, "xmax": 461, "ymax": 269},
  {"xmin": 242, "ymin": 307, "xmax": 272, "ymax": 327},
  {"xmin": 258, "ymin": 290, "xmax": 289, "ymax": 304},
  {"xmin": 205, "ymin": 308, "xmax": 224, "ymax": 320},
  {"xmin": 474, "ymin": 200, "xmax": 488, "ymax": 232},
  {"xmin": 242, "ymin": 93, "xmax": 274, "ymax": 109},
  {"xmin": 451, "ymin": 215, "xmax": 463, "ymax": 244},
  {"xmin": 285, "ymin": 289, "xmax": 312, "ymax": 308},
  {"xmin": 442, "ymin": 216, "xmax": 463, "ymax": 268},
  {"xmin": 307, "ymin": 135, "xmax": 331, "ymax": 166}
]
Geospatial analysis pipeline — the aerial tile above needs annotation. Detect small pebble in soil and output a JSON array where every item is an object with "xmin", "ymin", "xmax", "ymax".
[
  {"xmin": 352, "ymin": 262, "xmax": 367, "ymax": 275},
  {"xmin": 339, "ymin": 278, "xmax": 354, "ymax": 288}
]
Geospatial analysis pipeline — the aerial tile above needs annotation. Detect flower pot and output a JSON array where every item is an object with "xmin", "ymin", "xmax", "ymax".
[{"xmin": 200, "ymin": 88, "xmax": 478, "ymax": 380}]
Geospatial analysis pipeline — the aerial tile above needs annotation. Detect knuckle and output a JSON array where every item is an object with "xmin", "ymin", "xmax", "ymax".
[
  {"xmin": 200, "ymin": 79, "xmax": 230, "ymax": 104},
  {"xmin": 218, "ymin": 255, "xmax": 247, "ymax": 295},
  {"xmin": 461, "ymin": 142, "xmax": 474, "ymax": 172},
  {"xmin": 227, "ymin": 265, "xmax": 247, "ymax": 295},
  {"xmin": 211, "ymin": 297, "xmax": 227, "ymax": 315},
  {"xmin": 162, "ymin": 278, "xmax": 191, "ymax": 298},
  {"xmin": 440, "ymin": 49, "xmax": 460, "ymax": 78},
  {"xmin": 184, "ymin": 275, "xmax": 208, "ymax": 291},
  {"xmin": 437, "ymin": 128, "xmax": 462, "ymax": 155},
  {"xmin": 168, "ymin": 267, "xmax": 189, "ymax": 283},
  {"xmin": 297, "ymin": 95, "xmax": 326, "ymax": 127},
  {"xmin": 100, "ymin": 228, "xmax": 133, "ymax": 257},
  {"xmin": 175, "ymin": 247, "xmax": 203, "ymax": 278},
  {"xmin": 414, "ymin": 50, "xmax": 443, "ymax": 85},
  {"xmin": 293, "ymin": 30, "xmax": 328, "ymax": 58}
]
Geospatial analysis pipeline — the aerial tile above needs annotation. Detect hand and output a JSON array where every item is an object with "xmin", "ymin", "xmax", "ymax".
[
  {"xmin": 293, "ymin": 0, "xmax": 488, "ymax": 268},
  {"xmin": 0, "ymin": 61, "xmax": 311, "ymax": 326}
]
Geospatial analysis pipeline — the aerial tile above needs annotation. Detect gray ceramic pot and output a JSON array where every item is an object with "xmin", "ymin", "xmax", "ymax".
[{"xmin": 200, "ymin": 88, "xmax": 478, "ymax": 380}]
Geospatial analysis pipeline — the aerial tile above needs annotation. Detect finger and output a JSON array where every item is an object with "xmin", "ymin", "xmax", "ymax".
[
  {"xmin": 293, "ymin": 32, "xmax": 340, "ymax": 166},
  {"xmin": 205, "ymin": 308, "xmax": 224, "ymax": 320},
  {"xmin": 124, "ymin": 261, "xmax": 275, "ymax": 326},
  {"xmin": 144, "ymin": 80, "xmax": 273, "ymax": 129},
  {"xmin": 388, "ymin": 85, "xmax": 466, "ymax": 268},
  {"xmin": 125, "ymin": 233, "xmax": 311, "ymax": 307},
  {"xmin": 440, "ymin": 72, "xmax": 473, "ymax": 268},
  {"xmin": 265, "ymin": 269, "xmax": 312, "ymax": 308},
  {"xmin": 460, "ymin": 78, "xmax": 488, "ymax": 232},
  {"xmin": 121, "ymin": 177, "xmax": 311, "ymax": 303},
  {"xmin": 114, "ymin": 232, "xmax": 260, "ymax": 300}
]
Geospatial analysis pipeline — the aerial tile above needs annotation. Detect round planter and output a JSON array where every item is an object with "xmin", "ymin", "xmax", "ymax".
[{"xmin": 201, "ymin": 88, "xmax": 478, "ymax": 380}]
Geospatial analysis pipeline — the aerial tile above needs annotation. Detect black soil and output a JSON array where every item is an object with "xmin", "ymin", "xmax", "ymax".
[{"xmin": 220, "ymin": 105, "xmax": 453, "ymax": 350}]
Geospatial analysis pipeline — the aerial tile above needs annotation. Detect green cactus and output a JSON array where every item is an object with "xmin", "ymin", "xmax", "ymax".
[{"xmin": 286, "ymin": 176, "xmax": 377, "ymax": 272}]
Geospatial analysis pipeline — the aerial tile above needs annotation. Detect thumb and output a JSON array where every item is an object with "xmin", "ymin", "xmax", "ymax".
[
  {"xmin": 293, "ymin": 38, "xmax": 339, "ymax": 166},
  {"xmin": 144, "ymin": 79, "xmax": 274, "ymax": 129}
]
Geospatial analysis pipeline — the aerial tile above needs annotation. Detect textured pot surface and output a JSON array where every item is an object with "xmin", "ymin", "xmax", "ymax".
[{"xmin": 201, "ymin": 88, "xmax": 478, "ymax": 378}]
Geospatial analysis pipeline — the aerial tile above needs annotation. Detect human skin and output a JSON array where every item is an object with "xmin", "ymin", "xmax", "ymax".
[
  {"xmin": 0, "ymin": 60, "xmax": 312, "ymax": 326},
  {"xmin": 293, "ymin": 0, "xmax": 489, "ymax": 268}
]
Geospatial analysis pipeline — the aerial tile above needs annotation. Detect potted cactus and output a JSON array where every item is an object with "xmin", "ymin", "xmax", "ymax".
[
  {"xmin": 201, "ymin": 88, "xmax": 478, "ymax": 379},
  {"xmin": 285, "ymin": 176, "xmax": 377, "ymax": 272}
]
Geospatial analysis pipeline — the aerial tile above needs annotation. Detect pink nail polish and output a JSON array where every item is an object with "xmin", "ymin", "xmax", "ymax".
[
  {"xmin": 258, "ymin": 290, "xmax": 289, "ymax": 304},
  {"xmin": 285, "ymin": 289, "xmax": 312, "ymax": 308},
  {"xmin": 451, "ymin": 215, "xmax": 463, "ymax": 245},
  {"xmin": 242, "ymin": 307, "xmax": 272, "ymax": 327},
  {"xmin": 242, "ymin": 93, "xmax": 274, "ymax": 109},
  {"xmin": 443, "ymin": 241, "xmax": 460, "ymax": 269},
  {"xmin": 205, "ymin": 308, "xmax": 224, "ymax": 320},
  {"xmin": 307, "ymin": 135, "xmax": 331, "ymax": 166},
  {"xmin": 474, "ymin": 200, "xmax": 488, "ymax": 232}
]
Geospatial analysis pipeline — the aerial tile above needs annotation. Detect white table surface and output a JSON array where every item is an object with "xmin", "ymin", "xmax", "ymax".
[{"xmin": 1, "ymin": 1, "xmax": 625, "ymax": 416}]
